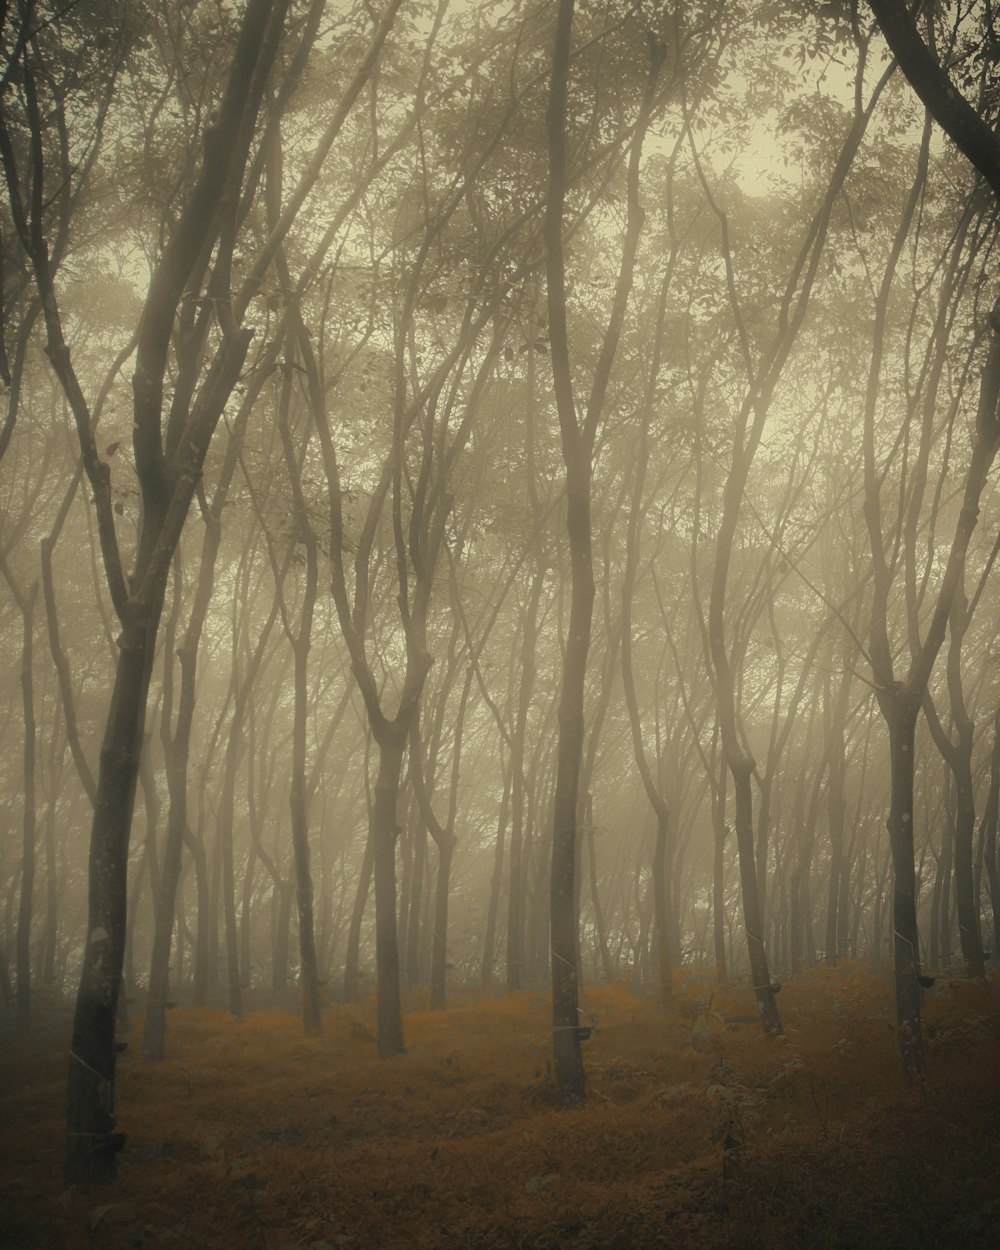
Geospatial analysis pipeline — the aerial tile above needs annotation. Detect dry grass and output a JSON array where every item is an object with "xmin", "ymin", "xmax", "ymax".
[{"xmin": 2, "ymin": 967, "xmax": 999, "ymax": 1249}]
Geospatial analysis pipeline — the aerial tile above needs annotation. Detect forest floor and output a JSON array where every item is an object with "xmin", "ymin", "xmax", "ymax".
[{"xmin": 2, "ymin": 967, "xmax": 999, "ymax": 1250}]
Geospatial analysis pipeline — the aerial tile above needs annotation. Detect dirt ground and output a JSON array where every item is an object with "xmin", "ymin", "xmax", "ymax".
[{"xmin": 2, "ymin": 968, "xmax": 999, "ymax": 1249}]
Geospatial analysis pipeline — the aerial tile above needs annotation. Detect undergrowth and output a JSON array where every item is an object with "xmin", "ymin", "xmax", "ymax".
[{"xmin": 2, "ymin": 967, "xmax": 999, "ymax": 1249}]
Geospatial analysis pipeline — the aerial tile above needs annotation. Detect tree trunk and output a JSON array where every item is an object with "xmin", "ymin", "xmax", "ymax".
[
  {"xmin": 712, "ymin": 760, "xmax": 728, "ymax": 984},
  {"xmin": 272, "ymin": 880, "xmax": 294, "ymax": 995},
  {"xmin": 344, "ymin": 823, "xmax": 374, "ymax": 1005},
  {"xmin": 219, "ymin": 728, "xmax": 243, "ymax": 1020},
  {"xmin": 40, "ymin": 782, "xmax": 61, "ymax": 987},
  {"xmin": 651, "ymin": 810, "xmax": 673, "ymax": 1005},
  {"xmin": 732, "ymin": 762, "xmax": 783, "ymax": 1033},
  {"xmin": 66, "ymin": 613, "xmax": 159, "ymax": 1184},
  {"xmin": 290, "ymin": 637, "xmax": 321, "ymax": 1034},
  {"xmin": 543, "ymin": 0, "xmax": 658, "ymax": 1104},
  {"xmin": 429, "ymin": 834, "xmax": 455, "ymax": 1011},
  {"xmin": 481, "ymin": 765, "xmax": 511, "ymax": 985},
  {"xmin": 586, "ymin": 821, "xmax": 613, "ymax": 982},
  {"xmin": 16, "ymin": 590, "xmax": 37, "ymax": 1037},
  {"xmin": 507, "ymin": 570, "xmax": 541, "ymax": 992},
  {"xmin": 549, "ymin": 451, "xmax": 591, "ymax": 1099},
  {"xmin": 371, "ymin": 735, "xmax": 406, "ymax": 1056},
  {"xmin": 824, "ymin": 674, "xmax": 848, "ymax": 968},
  {"xmin": 883, "ymin": 692, "xmax": 925, "ymax": 1067},
  {"xmin": 240, "ymin": 846, "xmax": 257, "ymax": 986},
  {"xmin": 187, "ymin": 823, "xmax": 210, "ymax": 1007},
  {"xmin": 980, "ymin": 705, "xmax": 1000, "ymax": 959},
  {"xmin": 406, "ymin": 818, "xmax": 425, "ymax": 987},
  {"xmin": 143, "ymin": 797, "xmax": 187, "ymax": 1060}
]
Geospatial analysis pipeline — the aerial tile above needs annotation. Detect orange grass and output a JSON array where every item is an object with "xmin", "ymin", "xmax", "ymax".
[{"xmin": 2, "ymin": 968, "xmax": 999, "ymax": 1249}]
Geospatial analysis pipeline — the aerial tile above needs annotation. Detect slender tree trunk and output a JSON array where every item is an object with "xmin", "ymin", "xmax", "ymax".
[
  {"xmin": 939, "ymin": 783, "xmax": 955, "ymax": 969},
  {"xmin": 397, "ymin": 818, "xmax": 413, "ymax": 983},
  {"xmin": 549, "ymin": 449, "xmax": 592, "ymax": 1098},
  {"xmin": 371, "ymin": 734, "xmax": 406, "ymax": 1056},
  {"xmin": 940, "ymin": 600, "xmax": 987, "ymax": 978},
  {"xmin": 344, "ymin": 825, "xmax": 374, "ymax": 1005},
  {"xmin": 429, "ymin": 835, "xmax": 455, "ymax": 1011},
  {"xmin": 40, "ymin": 783, "xmax": 60, "ymax": 987},
  {"xmin": 143, "ymin": 563, "xmax": 191, "ymax": 1058},
  {"xmin": 507, "ymin": 571, "xmax": 541, "ymax": 992},
  {"xmin": 66, "ymin": 611, "xmax": 160, "ymax": 1184},
  {"xmin": 651, "ymin": 811, "xmax": 672, "ymax": 1005},
  {"xmin": 825, "ymin": 675, "xmax": 848, "ymax": 967},
  {"xmin": 882, "ymin": 691, "xmax": 925, "ymax": 1067},
  {"xmin": 951, "ymin": 743, "xmax": 982, "ymax": 974},
  {"xmin": 239, "ymin": 846, "xmax": 257, "ymax": 986},
  {"xmin": 481, "ymin": 765, "xmax": 511, "ymax": 985},
  {"xmin": 16, "ymin": 590, "xmax": 37, "ymax": 1037},
  {"xmin": 123, "ymin": 841, "xmax": 148, "ymax": 1006},
  {"xmin": 543, "ymin": 0, "xmax": 659, "ymax": 1104},
  {"xmin": 271, "ymin": 880, "xmax": 294, "ymax": 995},
  {"xmin": 540, "ymin": 0, "xmax": 581, "ymax": 1036},
  {"xmin": 219, "ymin": 723, "xmax": 243, "ymax": 1020},
  {"xmin": 144, "ymin": 799, "xmax": 186, "ymax": 1060},
  {"xmin": 586, "ymin": 821, "xmax": 613, "ymax": 982},
  {"xmin": 207, "ymin": 800, "xmax": 222, "ymax": 1000},
  {"xmin": 980, "ymin": 705, "xmax": 1000, "ymax": 959},
  {"xmin": 187, "ymin": 824, "xmax": 210, "ymax": 1007},
  {"xmin": 731, "ymin": 762, "xmax": 783, "ymax": 1033},
  {"xmin": 712, "ymin": 760, "xmax": 728, "ymax": 984},
  {"xmin": 406, "ymin": 819, "xmax": 425, "ymax": 987},
  {"xmin": 290, "ymin": 635, "xmax": 321, "ymax": 1033}
]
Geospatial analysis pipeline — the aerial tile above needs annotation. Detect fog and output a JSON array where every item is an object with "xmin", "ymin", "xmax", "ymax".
[{"xmin": 2, "ymin": 1, "xmax": 1000, "ymax": 1244}]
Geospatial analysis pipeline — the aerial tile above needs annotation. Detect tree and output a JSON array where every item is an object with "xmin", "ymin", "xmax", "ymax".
[
  {"xmin": 1, "ymin": 0, "xmax": 311, "ymax": 1182},
  {"xmin": 544, "ymin": 0, "xmax": 663, "ymax": 1103}
]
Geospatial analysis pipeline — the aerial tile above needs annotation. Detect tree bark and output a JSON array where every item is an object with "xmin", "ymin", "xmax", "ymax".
[
  {"xmin": 543, "ymin": 0, "xmax": 660, "ymax": 1104},
  {"xmin": 980, "ymin": 704, "xmax": 1000, "ymax": 960},
  {"xmin": 15, "ymin": 587, "xmax": 37, "ymax": 1037},
  {"xmin": 880, "ymin": 690, "xmax": 925, "ymax": 1067},
  {"xmin": 66, "ymin": 613, "xmax": 160, "ymax": 1183},
  {"xmin": 481, "ymin": 762, "xmax": 511, "ymax": 985},
  {"xmin": 344, "ymin": 818, "xmax": 374, "ymax": 1005},
  {"xmin": 371, "ymin": 734, "xmax": 406, "ymax": 1057}
]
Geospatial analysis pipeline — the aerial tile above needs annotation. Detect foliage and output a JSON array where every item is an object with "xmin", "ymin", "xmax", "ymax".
[{"xmin": 2, "ymin": 971, "xmax": 999, "ymax": 1248}]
